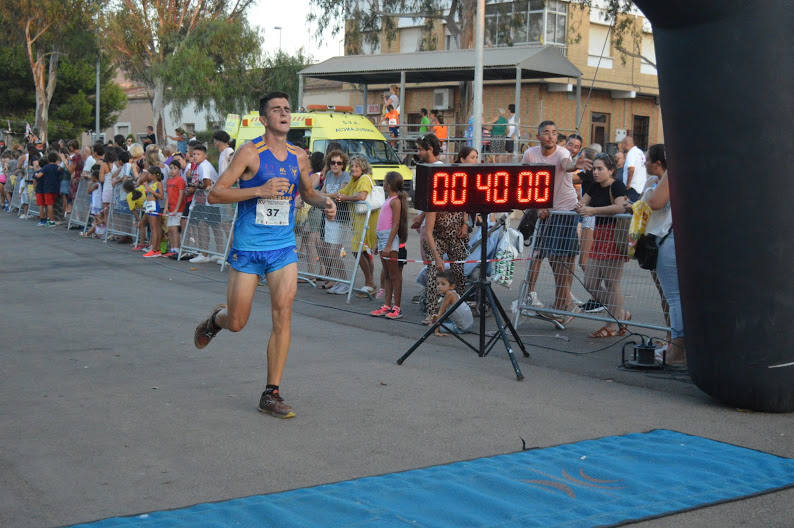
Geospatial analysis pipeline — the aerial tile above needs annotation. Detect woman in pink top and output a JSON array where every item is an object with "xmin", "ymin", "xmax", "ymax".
[{"xmin": 370, "ymin": 171, "xmax": 408, "ymax": 320}]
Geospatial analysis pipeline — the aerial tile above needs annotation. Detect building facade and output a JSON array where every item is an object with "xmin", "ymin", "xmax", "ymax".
[{"xmin": 303, "ymin": 0, "xmax": 662, "ymax": 152}]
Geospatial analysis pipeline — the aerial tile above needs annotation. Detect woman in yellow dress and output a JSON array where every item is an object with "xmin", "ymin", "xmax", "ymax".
[{"xmin": 332, "ymin": 156, "xmax": 379, "ymax": 295}]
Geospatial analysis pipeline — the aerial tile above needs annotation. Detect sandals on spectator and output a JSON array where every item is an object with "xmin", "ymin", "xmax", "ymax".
[
  {"xmin": 319, "ymin": 281, "xmax": 335, "ymax": 290},
  {"xmin": 559, "ymin": 305, "xmax": 582, "ymax": 326},
  {"xmin": 355, "ymin": 285, "xmax": 376, "ymax": 298},
  {"xmin": 590, "ymin": 325, "xmax": 622, "ymax": 338},
  {"xmin": 617, "ymin": 311, "xmax": 632, "ymax": 335}
]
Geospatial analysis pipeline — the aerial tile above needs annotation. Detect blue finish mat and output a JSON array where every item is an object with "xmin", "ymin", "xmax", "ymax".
[{"xmin": 68, "ymin": 430, "xmax": 794, "ymax": 528}]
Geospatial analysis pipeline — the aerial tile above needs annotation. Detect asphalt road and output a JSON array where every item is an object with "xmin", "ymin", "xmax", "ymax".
[{"xmin": 1, "ymin": 215, "xmax": 792, "ymax": 528}]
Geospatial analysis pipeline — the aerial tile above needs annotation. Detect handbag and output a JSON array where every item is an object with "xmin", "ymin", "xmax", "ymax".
[
  {"xmin": 634, "ymin": 230, "xmax": 671, "ymax": 270},
  {"xmin": 354, "ymin": 175, "xmax": 385, "ymax": 213},
  {"xmin": 609, "ymin": 186, "xmax": 631, "ymax": 258}
]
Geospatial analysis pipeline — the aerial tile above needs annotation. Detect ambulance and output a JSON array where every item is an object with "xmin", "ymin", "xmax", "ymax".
[{"xmin": 224, "ymin": 105, "xmax": 412, "ymax": 184}]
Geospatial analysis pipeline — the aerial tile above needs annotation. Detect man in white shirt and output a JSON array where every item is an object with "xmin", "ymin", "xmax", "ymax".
[
  {"xmin": 621, "ymin": 135, "xmax": 646, "ymax": 201},
  {"xmin": 521, "ymin": 121, "xmax": 592, "ymax": 322},
  {"xmin": 188, "ymin": 144, "xmax": 224, "ymax": 264}
]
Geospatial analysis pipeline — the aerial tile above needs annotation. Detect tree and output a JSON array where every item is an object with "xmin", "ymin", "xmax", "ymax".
[
  {"xmin": 310, "ymin": 0, "xmax": 477, "ymax": 52},
  {"xmin": 258, "ymin": 50, "xmax": 313, "ymax": 108},
  {"xmin": 0, "ymin": 0, "xmax": 96, "ymax": 143},
  {"xmin": 0, "ymin": 20, "xmax": 126, "ymax": 142},
  {"xmin": 105, "ymin": 0, "xmax": 255, "ymax": 144},
  {"xmin": 310, "ymin": 0, "xmax": 647, "ymax": 58},
  {"xmin": 161, "ymin": 18, "xmax": 263, "ymax": 120}
]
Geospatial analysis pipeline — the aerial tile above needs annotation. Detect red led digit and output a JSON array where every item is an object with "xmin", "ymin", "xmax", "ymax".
[
  {"xmin": 476, "ymin": 172, "xmax": 492, "ymax": 202},
  {"xmin": 433, "ymin": 172, "xmax": 450, "ymax": 205},
  {"xmin": 493, "ymin": 171, "xmax": 509, "ymax": 203},
  {"xmin": 534, "ymin": 170, "xmax": 551, "ymax": 203},
  {"xmin": 517, "ymin": 171, "xmax": 533, "ymax": 203},
  {"xmin": 450, "ymin": 172, "xmax": 467, "ymax": 205}
]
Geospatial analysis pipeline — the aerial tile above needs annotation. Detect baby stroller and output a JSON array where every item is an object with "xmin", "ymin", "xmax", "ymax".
[{"xmin": 416, "ymin": 214, "xmax": 521, "ymax": 315}]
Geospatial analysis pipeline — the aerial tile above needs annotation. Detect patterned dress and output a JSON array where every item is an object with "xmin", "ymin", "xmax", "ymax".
[{"xmin": 423, "ymin": 212, "xmax": 468, "ymax": 316}]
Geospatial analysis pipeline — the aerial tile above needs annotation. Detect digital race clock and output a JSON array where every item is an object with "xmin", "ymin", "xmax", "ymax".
[{"xmin": 413, "ymin": 163, "xmax": 555, "ymax": 212}]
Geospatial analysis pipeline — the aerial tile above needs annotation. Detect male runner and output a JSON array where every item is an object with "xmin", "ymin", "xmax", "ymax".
[{"xmin": 193, "ymin": 91, "xmax": 336, "ymax": 419}]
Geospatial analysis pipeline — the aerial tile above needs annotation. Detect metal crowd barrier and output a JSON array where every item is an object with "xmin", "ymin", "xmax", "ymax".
[
  {"xmin": 513, "ymin": 210, "xmax": 671, "ymax": 333},
  {"xmin": 25, "ymin": 182, "xmax": 40, "ymax": 219},
  {"xmin": 68, "ymin": 178, "xmax": 91, "ymax": 231},
  {"xmin": 8, "ymin": 176, "xmax": 25, "ymax": 213},
  {"xmin": 105, "ymin": 183, "xmax": 139, "ymax": 243},
  {"xmin": 294, "ymin": 201, "xmax": 372, "ymax": 304},
  {"xmin": 178, "ymin": 190, "xmax": 236, "ymax": 271}
]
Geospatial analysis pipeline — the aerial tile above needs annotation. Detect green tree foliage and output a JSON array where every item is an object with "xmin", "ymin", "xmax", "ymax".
[
  {"xmin": 0, "ymin": 31, "xmax": 126, "ymax": 141},
  {"xmin": 258, "ymin": 50, "xmax": 313, "ymax": 109},
  {"xmin": 105, "ymin": 0, "xmax": 255, "ymax": 143},
  {"xmin": 0, "ymin": 0, "xmax": 98, "ymax": 143},
  {"xmin": 161, "ymin": 18, "xmax": 263, "ymax": 119},
  {"xmin": 310, "ymin": 0, "xmax": 644, "ymax": 55}
]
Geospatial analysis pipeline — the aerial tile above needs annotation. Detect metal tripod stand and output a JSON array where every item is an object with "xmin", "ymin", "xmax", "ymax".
[{"xmin": 396, "ymin": 214, "xmax": 528, "ymax": 380}]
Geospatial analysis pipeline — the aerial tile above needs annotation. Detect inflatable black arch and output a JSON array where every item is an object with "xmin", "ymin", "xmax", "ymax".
[{"xmin": 634, "ymin": 0, "xmax": 793, "ymax": 411}]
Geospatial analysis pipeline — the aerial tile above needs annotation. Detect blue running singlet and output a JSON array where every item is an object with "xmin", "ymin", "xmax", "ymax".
[{"xmin": 233, "ymin": 137, "xmax": 301, "ymax": 251}]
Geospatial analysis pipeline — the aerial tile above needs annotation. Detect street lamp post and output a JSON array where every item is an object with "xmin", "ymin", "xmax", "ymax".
[{"xmin": 273, "ymin": 26, "xmax": 282, "ymax": 51}]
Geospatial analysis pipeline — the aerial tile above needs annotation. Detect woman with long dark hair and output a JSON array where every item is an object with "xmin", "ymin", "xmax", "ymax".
[
  {"xmin": 644, "ymin": 144, "xmax": 685, "ymax": 367},
  {"xmin": 575, "ymin": 153, "xmax": 631, "ymax": 337}
]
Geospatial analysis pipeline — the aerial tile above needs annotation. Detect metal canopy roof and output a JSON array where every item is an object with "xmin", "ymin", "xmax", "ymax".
[{"xmin": 299, "ymin": 45, "xmax": 581, "ymax": 84}]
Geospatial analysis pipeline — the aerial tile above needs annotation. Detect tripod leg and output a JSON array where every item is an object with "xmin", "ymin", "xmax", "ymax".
[
  {"xmin": 490, "ymin": 286, "xmax": 530, "ymax": 358},
  {"xmin": 485, "ymin": 285, "xmax": 525, "ymax": 381},
  {"xmin": 397, "ymin": 284, "xmax": 478, "ymax": 365}
]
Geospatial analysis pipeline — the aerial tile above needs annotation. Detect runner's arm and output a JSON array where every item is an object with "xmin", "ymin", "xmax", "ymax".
[
  {"xmin": 296, "ymin": 150, "xmax": 336, "ymax": 219},
  {"xmin": 208, "ymin": 142, "xmax": 289, "ymax": 204}
]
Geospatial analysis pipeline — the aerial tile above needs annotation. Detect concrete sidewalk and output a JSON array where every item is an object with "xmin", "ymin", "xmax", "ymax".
[{"xmin": 0, "ymin": 215, "xmax": 792, "ymax": 528}]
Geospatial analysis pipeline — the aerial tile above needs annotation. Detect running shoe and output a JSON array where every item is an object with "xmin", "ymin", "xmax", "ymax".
[
  {"xmin": 194, "ymin": 304, "xmax": 226, "ymax": 349},
  {"xmin": 385, "ymin": 306, "xmax": 403, "ymax": 320},
  {"xmin": 581, "ymin": 299, "xmax": 606, "ymax": 313},
  {"xmin": 37, "ymin": 219, "xmax": 47, "ymax": 226},
  {"xmin": 257, "ymin": 390, "xmax": 295, "ymax": 418},
  {"xmin": 370, "ymin": 305, "xmax": 392, "ymax": 317},
  {"xmin": 161, "ymin": 251, "xmax": 176, "ymax": 258},
  {"xmin": 18, "ymin": 214, "xmax": 27, "ymax": 219},
  {"xmin": 46, "ymin": 220, "xmax": 56, "ymax": 227},
  {"xmin": 189, "ymin": 254, "xmax": 212, "ymax": 264},
  {"xmin": 142, "ymin": 250, "xmax": 162, "ymax": 258},
  {"xmin": 131, "ymin": 244, "xmax": 145, "ymax": 251}
]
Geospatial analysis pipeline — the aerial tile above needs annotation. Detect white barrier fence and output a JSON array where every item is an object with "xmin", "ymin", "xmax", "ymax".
[
  {"xmin": 105, "ymin": 183, "xmax": 139, "ymax": 243},
  {"xmin": 68, "ymin": 178, "xmax": 92, "ymax": 231},
  {"xmin": 294, "ymin": 201, "xmax": 373, "ymax": 304},
  {"xmin": 513, "ymin": 210, "xmax": 672, "ymax": 333},
  {"xmin": 8, "ymin": 176, "xmax": 26, "ymax": 213},
  {"xmin": 178, "ymin": 190, "xmax": 236, "ymax": 272}
]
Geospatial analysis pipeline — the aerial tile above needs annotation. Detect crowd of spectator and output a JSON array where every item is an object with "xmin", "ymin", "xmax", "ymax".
[{"xmin": 0, "ymin": 126, "xmax": 681, "ymax": 363}]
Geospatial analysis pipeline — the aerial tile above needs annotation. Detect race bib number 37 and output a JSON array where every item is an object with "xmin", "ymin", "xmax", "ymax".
[{"xmin": 256, "ymin": 198, "xmax": 290, "ymax": 226}]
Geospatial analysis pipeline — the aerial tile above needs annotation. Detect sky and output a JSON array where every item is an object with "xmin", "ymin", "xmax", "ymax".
[{"xmin": 248, "ymin": 0, "xmax": 345, "ymax": 63}]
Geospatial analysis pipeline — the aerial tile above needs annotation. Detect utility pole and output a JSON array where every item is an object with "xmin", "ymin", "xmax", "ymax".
[
  {"xmin": 274, "ymin": 26, "xmax": 282, "ymax": 51},
  {"xmin": 472, "ymin": 0, "xmax": 485, "ymax": 154},
  {"xmin": 94, "ymin": 55, "xmax": 100, "ymax": 143}
]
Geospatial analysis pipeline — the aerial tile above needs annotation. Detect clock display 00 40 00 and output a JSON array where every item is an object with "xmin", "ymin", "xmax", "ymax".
[{"xmin": 412, "ymin": 164, "xmax": 555, "ymax": 212}]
